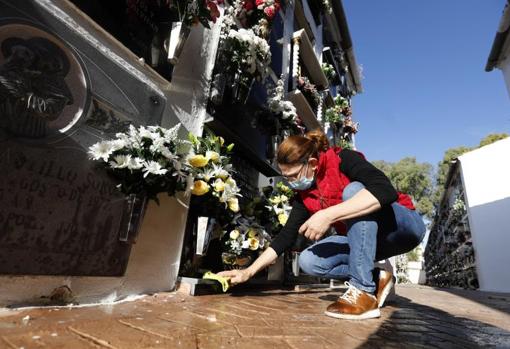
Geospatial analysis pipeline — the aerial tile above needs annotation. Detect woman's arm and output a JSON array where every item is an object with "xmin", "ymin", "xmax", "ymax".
[
  {"xmin": 218, "ymin": 198, "xmax": 310, "ymax": 285},
  {"xmin": 218, "ymin": 247, "xmax": 278, "ymax": 285},
  {"xmin": 298, "ymin": 189, "xmax": 381, "ymax": 241},
  {"xmin": 299, "ymin": 149, "xmax": 398, "ymax": 241}
]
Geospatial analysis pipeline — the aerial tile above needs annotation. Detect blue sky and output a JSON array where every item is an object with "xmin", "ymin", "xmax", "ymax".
[{"xmin": 342, "ymin": 0, "xmax": 510, "ymax": 166}]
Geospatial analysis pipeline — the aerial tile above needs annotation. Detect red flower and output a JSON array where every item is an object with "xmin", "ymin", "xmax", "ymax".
[
  {"xmin": 207, "ymin": 1, "xmax": 220, "ymax": 22},
  {"xmin": 264, "ymin": 5, "xmax": 276, "ymax": 18},
  {"xmin": 255, "ymin": 0, "xmax": 265, "ymax": 6},
  {"xmin": 243, "ymin": 0, "xmax": 255, "ymax": 11}
]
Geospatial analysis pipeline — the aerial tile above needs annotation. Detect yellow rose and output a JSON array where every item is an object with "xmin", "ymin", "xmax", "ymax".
[
  {"xmin": 212, "ymin": 178, "xmax": 225, "ymax": 192},
  {"xmin": 269, "ymin": 195, "xmax": 281, "ymax": 204},
  {"xmin": 229, "ymin": 229, "xmax": 240, "ymax": 240},
  {"xmin": 227, "ymin": 198, "xmax": 239, "ymax": 212},
  {"xmin": 188, "ymin": 154, "xmax": 209, "ymax": 168},
  {"xmin": 191, "ymin": 180, "xmax": 210, "ymax": 196},
  {"xmin": 278, "ymin": 213, "xmax": 288, "ymax": 226},
  {"xmin": 248, "ymin": 237, "xmax": 259, "ymax": 250},
  {"xmin": 279, "ymin": 184, "xmax": 290, "ymax": 192},
  {"xmin": 247, "ymin": 228, "xmax": 259, "ymax": 239},
  {"xmin": 206, "ymin": 151, "xmax": 220, "ymax": 162}
]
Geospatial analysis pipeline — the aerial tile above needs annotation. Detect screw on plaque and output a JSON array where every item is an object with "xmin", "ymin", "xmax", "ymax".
[{"xmin": 150, "ymin": 96, "xmax": 160, "ymax": 105}]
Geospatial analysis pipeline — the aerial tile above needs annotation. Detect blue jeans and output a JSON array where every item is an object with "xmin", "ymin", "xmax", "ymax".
[{"xmin": 298, "ymin": 182, "xmax": 426, "ymax": 293}]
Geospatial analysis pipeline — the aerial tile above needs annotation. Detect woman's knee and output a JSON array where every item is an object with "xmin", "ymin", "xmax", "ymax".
[
  {"xmin": 342, "ymin": 181, "xmax": 365, "ymax": 201},
  {"xmin": 298, "ymin": 249, "xmax": 317, "ymax": 275}
]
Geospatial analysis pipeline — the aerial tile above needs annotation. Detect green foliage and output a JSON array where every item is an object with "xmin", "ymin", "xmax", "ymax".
[
  {"xmin": 478, "ymin": 133, "xmax": 508, "ymax": 147},
  {"xmin": 372, "ymin": 158, "xmax": 434, "ymax": 219},
  {"xmin": 406, "ymin": 247, "xmax": 421, "ymax": 262},
  {"xmin": 432, "ymin": 133, "xmax": 508, "ymax": 209}
]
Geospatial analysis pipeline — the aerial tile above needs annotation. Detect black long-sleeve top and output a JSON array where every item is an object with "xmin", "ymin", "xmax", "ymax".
[{"xmin": 270, "ymin": 149, "xmax": 398, "ymax": 256}]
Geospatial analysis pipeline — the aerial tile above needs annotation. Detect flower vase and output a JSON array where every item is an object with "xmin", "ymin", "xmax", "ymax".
[
  {"xmin": 118, "ymin": 193, "xmax": 148, "ymax": 244},
  {"xmin": 231, "ymin": 74, "xmax": 254, "ymax": 104},
  {"xmin": 267, "ymin": 134, "xmax": 281, "ymax": 162},
  {"xmin": 210, "ymin": 73, "xmax": 227, "ymax": 105},
  {"xmin": 167, "ymin": 21, "xmax": 191, "ymax": 65}
]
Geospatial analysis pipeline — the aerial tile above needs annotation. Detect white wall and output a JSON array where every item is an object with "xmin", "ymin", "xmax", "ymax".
[
  {"xmin": 459, "ymin": 138, "xmax": 510, "ymax": 292},
  {"xmin": 498, "ymin": 53, "xmax": 510, "ymax": 99}
]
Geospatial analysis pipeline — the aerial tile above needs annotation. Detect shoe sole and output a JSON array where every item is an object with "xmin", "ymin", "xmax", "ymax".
[
  {"xmin": 378, "ymin": 277, "xmax": 395, "ymax": 308},
  {"xmin": 324, "ymin": 308, "xmax": 381, "ymax": 320}
]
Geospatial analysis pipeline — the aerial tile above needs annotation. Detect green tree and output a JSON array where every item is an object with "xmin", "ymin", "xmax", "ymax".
[
  {"xmin": 478, "ymin": 133, "xmax": 508, "ymax": 147},
  {"xmin": 433, "ymin": 146, "xmax": 472, "ymax": 208},
  {"xmin": 433, "ymin": 133, "xmax": 508, "ymax": 209},
  {"xmin": 372, "ymin": 157, "xmax": 434, "ymax": 219}
]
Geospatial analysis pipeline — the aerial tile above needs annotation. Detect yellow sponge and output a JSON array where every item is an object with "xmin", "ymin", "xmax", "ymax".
[{"xmin": 202, "ymin": 271, "xmax": 230, "ymax": 292}]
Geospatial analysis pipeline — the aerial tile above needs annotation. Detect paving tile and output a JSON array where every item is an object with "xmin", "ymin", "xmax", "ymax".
[
  {"xmin": 1, "ymin": 329, "xmax": 94, "ymax": 349},
  {"xmin": 1, "ymin": 285, "xmax": 509, "ymax": 348},
  {"xmin": 196, "ymin": 334, "xmax": 293, "ymax": 349}
]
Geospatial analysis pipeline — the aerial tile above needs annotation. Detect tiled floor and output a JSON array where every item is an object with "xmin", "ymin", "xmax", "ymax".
[{"xmin": 0, "ymin": 285, "xmax": 509, "ymax": 348}]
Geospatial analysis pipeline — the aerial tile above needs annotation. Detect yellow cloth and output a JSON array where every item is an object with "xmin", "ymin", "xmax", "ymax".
[{"xmin": 202, "ymin": 271, "xmax": 230, "ymax": 292}]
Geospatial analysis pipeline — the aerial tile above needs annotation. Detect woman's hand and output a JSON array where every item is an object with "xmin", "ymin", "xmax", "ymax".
[
  {"xmin": 217, "ymin": 269, "xmax": 253, "ymax": 286},
  {"xmin": 298, "ymin": 209, "xmax": 333, "ymax": 241}
]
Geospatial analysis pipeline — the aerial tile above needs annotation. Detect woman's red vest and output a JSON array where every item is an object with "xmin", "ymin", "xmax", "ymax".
[{"xmin": 298, "ymin": 147, "xmax": 415, "ymax": 235}]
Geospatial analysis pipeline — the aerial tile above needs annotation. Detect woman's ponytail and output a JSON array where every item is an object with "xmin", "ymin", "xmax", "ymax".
[
  {"xmin": 305, "ymin": 129, "xmax": 329, "ymax": 153},
  {"xmin": 277, "ymin": 129, "xmax": 330, "ymax": 165}
]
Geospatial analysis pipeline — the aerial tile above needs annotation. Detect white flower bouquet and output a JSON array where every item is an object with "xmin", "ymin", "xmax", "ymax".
[
  {"xmin": 224, "ymin": 28, "xmax": 272, "ymax": 87},
  {"xmin": 187, "ymin": 132, "xmax": 241, "ymax": 213},
  {"xmin": 88, "ymin": 123, "xmax": 189, "ymax": 203},
  {"xmin": 267, "ymin": 79, "xmax": 298, "ymax": 131}
]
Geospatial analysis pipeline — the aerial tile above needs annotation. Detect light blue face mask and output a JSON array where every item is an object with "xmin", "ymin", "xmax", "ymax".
[{"xmin": 287, "ymin": 163, "xmax": 315, "ymax": 191}]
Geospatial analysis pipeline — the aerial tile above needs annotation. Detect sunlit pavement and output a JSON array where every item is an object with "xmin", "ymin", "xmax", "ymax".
[{"xmin": 1, "ymin": 284, "xmax": 509, "ymax": 348}]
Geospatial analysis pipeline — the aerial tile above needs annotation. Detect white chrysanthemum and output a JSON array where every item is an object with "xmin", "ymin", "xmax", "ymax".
[
  {"xmin": 109, "ymin": 154, "xmax": 132, "ymax": 169},
  {"xmin": 142, "ymin": 161, "xmax": 168, "ymax": 177},
  {"xmin": 127, "ymin": 157, "xmax": 144, "ymax": 170},
  {"xmin": 89, "ymin": 141, "xmax": 114, "ymax": 162},
  {"xmin": 164, "ymin": 123, "xmax": 181, "ymax": 141},
  {"xmin": 149, "ymin": 137, "xmax": 167, "ymax": 154}
]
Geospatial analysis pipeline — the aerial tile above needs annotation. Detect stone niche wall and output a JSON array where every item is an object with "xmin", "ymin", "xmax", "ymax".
[
  {"xmin": 0, "ymin": 0, "xmax": 208, "ymax": 305},
  {"xmin": 424, "ymin": 172, "xmax": 479, "ymax": 290}
]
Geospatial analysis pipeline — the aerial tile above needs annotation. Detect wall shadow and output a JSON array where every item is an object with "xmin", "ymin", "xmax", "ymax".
[
  {"xmin": 436, "ymin": 286, "xmax": 510, "ymax": 316},
  {"xmin": 357, "ymin": 294, "xmax": 510, "ymax": 348}
]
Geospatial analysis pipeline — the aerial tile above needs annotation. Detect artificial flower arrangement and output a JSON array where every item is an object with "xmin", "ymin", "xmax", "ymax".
[
  {"xmin": 221, "ymin": 214, "xmax": 271, "ymax": 269},
  {"xmin": 325, "ymin": 95, "xmax": 349, "ymax": 124},
  {"xmin": 321, "ymin": 62, "xmax": 336, "ymax": 82},
  {"xmin": 265, "ymin": 181, "xmax": 294, "ymax": 229},
  {"xmin": 187, "ymin": 132, "xmax": 241, "ymax": 213},
  {"xmin": 267, "ymin": 79, "xmax": 299, "ymax": 131},
  {"xmin": 233, "ymin": 0, "xmax": 281, "ymax": 38},
  {"xmin": 343, "ymin": 116, "xmax": 359, "ymax": 134},
  {"xmin": 170, "ymin": 0, "xmax": 223, "ymax": 28},
  {"xmin": 320, "ymin": 0, "xmax": 333, "ymax": 14},
  {"xmin": 243, "ymin": 181, "xmax": 294, "ymax": 235},
  {"xmin": 88, "ymin": 124, "xmax": 241, "ymax": 216},
  {"xmin": 223, "ymin": 27, "xmax": 272, "ymax": 90},
  {"xmin": 297, "ymin": 76, "xmax": 321, "ymax": 111},
  {"xmin": 88, "ymin": 123, "xmax": 189, "ymax": 203}
]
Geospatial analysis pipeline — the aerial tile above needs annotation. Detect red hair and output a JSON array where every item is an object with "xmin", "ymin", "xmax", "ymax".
[{"xmin": 277, "ymin": 129, "xmax": 329, "ymax": 165}]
